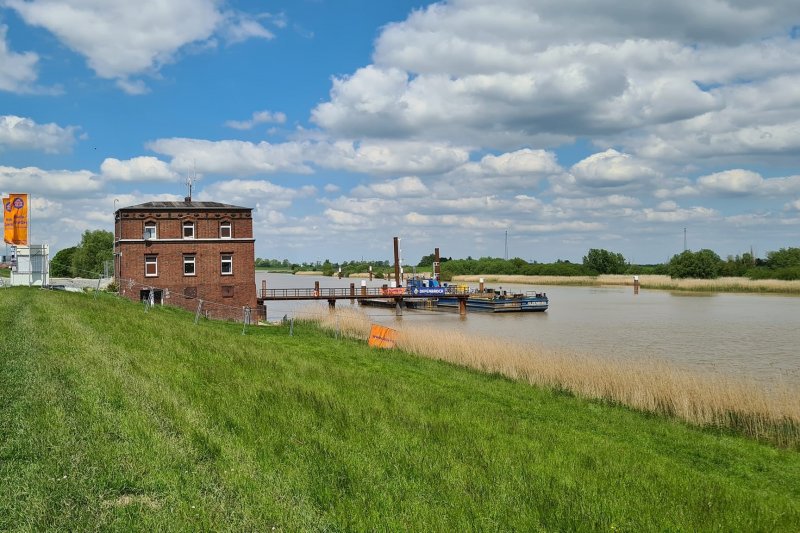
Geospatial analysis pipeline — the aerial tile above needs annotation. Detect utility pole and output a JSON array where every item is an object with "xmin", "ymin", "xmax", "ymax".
[
  {"xmin": 683, "ymin": 227, "xmax": 687, "ymax": 252},
  {"xmin": 504, "ymin": 230, "xmax": 508, "ymax": 260}
]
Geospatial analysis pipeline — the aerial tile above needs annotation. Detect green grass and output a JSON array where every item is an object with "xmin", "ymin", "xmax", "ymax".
[
  {"xmin": 1, "ymin": 288, "xmax": 799, "ymax": 531},
  {"xmin": 0, "ymin": 267, "xmax": 9, "ymax": 278}
]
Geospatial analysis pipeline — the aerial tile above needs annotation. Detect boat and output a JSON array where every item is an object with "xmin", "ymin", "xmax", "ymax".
[
  {"xmin": 437, "ymin": 287, "xmax": 548, "ymax": 313},
  {"xmin": 405, "ymin": 278, "xmax": 549, "ymax": 313}
]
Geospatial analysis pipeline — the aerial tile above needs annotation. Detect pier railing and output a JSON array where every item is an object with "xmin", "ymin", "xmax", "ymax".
[{"xmin": 259, "ymin": 286, "xmax": 470, "ymax": 300}]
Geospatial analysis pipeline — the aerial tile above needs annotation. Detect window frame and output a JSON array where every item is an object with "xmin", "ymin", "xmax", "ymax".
[
  {"xmin": 144, "ymin": 255, "xmax": 158, "ymax": 277},
  {"xmin": 143, "ymin": 221, "xmax": 157, "ymax": 240},
  {"xmin": 182, "ymin": 221, "xmax": 195, "ymax": 239},
  {"xmin": 221, "ymin": 253, "xmax": 233, "ymax": 276},
  {"xmin": 219, "ymin": 221, "xmax": 232, "ymax": 239},
  {"xmin": 183, "ymin": 255, "xmax": 196, "ymax": 276}
]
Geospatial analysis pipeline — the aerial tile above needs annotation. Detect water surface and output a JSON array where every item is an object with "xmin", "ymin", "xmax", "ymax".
[{"xmin": 256, "ymin": 273, "xmax": 799, "ymax": 387}]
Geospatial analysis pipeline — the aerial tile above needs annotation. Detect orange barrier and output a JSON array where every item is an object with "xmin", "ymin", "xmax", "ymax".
[{"xmin": 368, "ymin": 324, "xmax": 398, "ymax": 349}]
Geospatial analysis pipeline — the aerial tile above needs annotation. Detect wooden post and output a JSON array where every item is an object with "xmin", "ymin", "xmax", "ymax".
[
  {"xmin": 369, "ymin": 265, "xmax": 373, "ymax": 281},
  {"xmin": 350, "ymin": 282, "xmax": 355, "ymax": 304},
  {"xmin": 395, "ymin": 298, "xmax": 403, "ymax": 316},
  {"xmin": 314, "ymin": 280, "xmax": 320, "ymax": 298},
  {"xmin": 459, "ymin": 298, "xmax": 467, "ymax": 316},
  {"xmin": 328, "ymin": 299, "xmax": 336, "ymax": 309},
  {"xmin": 393, "ymin": 237, "xmax": 401, "ymax": 287},
  {"xmin": 361, "ymin": 280, "xmax": 367, "ymax": 296},
  {"xmin": 633, "ymin": 275, "xmax": 640, "ymax": 295},
  {"xmin": 261, "ymin": 279, "xmax": 266, "ymax": 298},
  {"xmin": 338, "ymin": 267, "xmax": 342, "ymax": 279},
  {"xmin": 479, "ymin": 277, "xmax": 485, "ymax": 292}
]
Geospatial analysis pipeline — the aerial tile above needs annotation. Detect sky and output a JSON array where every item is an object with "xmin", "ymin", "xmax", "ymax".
[{"xmin": 1, "ymin": 0, "xmax": 799, "ymax": 266}]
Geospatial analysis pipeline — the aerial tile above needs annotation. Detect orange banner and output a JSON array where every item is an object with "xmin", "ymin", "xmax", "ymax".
[
  {"xmin": 6, "ymin": 193, "xmax": 28, "ymax": 245},
  {"xmin": 2, "ymin": 197, "xmax": 10, "ymax": 244},
  {"xmin": 368, "ymin": 324, "xmax": 398, "ymax": 349}
]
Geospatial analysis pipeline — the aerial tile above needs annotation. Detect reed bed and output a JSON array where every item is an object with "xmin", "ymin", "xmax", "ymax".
[
  {"xmin": 454, "ymin": 274, "xmax": 800, "ymax": 294},
  {"xmin": 311, "ymin": 307, "xmax": 800, "ymax": 448}
]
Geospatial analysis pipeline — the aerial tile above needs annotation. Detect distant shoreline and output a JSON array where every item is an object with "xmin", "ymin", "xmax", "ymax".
[{"xmin": 452, "ymin": 274, "xmax": 800, "ymax": 294}]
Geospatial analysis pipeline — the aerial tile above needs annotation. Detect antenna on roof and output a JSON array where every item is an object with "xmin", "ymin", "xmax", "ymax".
[{"xmin": 184, "ymin": 161, "xmax": 200, "ymax": 202}]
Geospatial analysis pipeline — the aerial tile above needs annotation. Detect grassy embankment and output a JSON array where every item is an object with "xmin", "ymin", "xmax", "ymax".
[
  {"xmin": 454, "ymin": 274, "xmax": 800, "ymax": 294},
  {"xmin": 1, "ymin": 288, "xmax": 799, "ymax": 530}
]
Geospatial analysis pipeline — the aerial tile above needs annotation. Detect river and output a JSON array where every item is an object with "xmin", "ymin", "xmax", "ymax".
[{"xmin": 256, "ymin": 272, "xmax": 800, "ymax": 387}]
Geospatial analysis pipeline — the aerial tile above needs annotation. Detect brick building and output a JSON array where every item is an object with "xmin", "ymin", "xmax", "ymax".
[{"xmin": 114, "ymin": 201, "xmax": 257, "ymax": 321}]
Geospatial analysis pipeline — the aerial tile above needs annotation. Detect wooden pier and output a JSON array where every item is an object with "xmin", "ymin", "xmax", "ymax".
[{"xmin": 257, "ymin": 281, "xmax": 470, "ymax": 316}]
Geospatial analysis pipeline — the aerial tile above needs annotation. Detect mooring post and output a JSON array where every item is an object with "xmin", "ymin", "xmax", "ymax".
[
  {"xmin": 328, "ymin": 299, "xmax": 336, "ymax": 310},
  {"xmin": 369, "ymin": 265, "xmax": 373, "ymax": 281},
  {"xmin": 350, "ymin": 282, "xmax": 355, "ymax": 304},
  {"xmin": 360, "ymin": 280, "xmax": 367, "ymax": 296},
  {"xmin": 338, "ymin": 267, "xmax": 342, "ymax": 279},
  {"xmin": 634, "ymin": 275, "xmax": 640, "ymax": 295},
  {"xmin": 395, "ymin": 298, "xmax": 403, "ymax": 316},
  {"xmin": 459, "ymin": 297, "xmax": 467, "ymax": 316},
  {"xmin": 261, "ymin": 279, "xmax": 266, "ymax": 298},
  {"xmin": 314, "ymin": 280, "xmax": 320, "ymax": 298},
  {"xmin": 479, "ymin": 277, "xmax": 485, "ymax": 292}
]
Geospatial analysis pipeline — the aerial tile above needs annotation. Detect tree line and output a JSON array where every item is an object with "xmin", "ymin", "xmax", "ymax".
[{"xmin": 48, "ymin": 230, "xmax": 799, "ymax": 281}]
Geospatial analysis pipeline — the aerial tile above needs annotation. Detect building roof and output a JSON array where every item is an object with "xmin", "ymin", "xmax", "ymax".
[{"xmin": 119, "ymin": 201, "xmax": 251, "ymax": 211}]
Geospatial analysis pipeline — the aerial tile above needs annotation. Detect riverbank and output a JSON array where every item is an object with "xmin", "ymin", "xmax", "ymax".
[
  {"xmin": 2, "ymin": 288, "xmax": 799, "ymax": 530},
  {"xmin": 453, "ymin": 274, "xmax": 800, "ymax": 294}
]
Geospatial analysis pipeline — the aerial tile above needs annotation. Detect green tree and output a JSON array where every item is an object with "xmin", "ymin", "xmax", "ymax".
[
  {"xmin": 766, "ymin": 247, "xmax": 800, "ymax": 269},
  {"xmin": 71, "ymin": 230, "xmax": 113, "ymax": 279},
  {"xmin": 582, "ymin": 248, "xmax": 627, "ymax": 274},
  {"xmin": 321, "ymin": 259, "xmax": 334, "ymax": 277},
  {"xmin": 668, "ymin": 249, "xmax": 722, "ymax": 279},
  {"xmin": 50, "ymin": 246, "xmax": 78, "ymax": 277}
]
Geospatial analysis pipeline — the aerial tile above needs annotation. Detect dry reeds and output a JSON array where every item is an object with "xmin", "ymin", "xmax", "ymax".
[
  {"xmin": 453, "ymin": 274, "xmax": 800, "ymax": 294},
  {"xmin": 310, "ymin": 307, "xmax": 800, "ymax": 448}
]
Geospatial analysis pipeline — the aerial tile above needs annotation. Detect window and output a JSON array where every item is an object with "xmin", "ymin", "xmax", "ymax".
[
  {"xmin": 219, "ymin": 221, "xmax": 232, "ymax": 239},
  {"xmin": 221, "ymin": 254, "xmax": 233, "ymax": 275},
  {"xmin": 183, "ymin": 221, "xmax": 195, "ymax": 239},
  {"xmin": 183, "ymin": 255, "xmax": 196, "ymax": 276},
  {"xmin": 143, "ymin": 222, "xmax": 157, "ymax": 240},
  {"xmin": 145, "ymin": 255, "xmax": 158, "ymax": 277}
]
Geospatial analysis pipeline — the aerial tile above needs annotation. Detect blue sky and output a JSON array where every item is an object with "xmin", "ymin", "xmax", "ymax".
[{"xmin": 1, "ymin": 0, "xmax": 799, "ymax": 265}]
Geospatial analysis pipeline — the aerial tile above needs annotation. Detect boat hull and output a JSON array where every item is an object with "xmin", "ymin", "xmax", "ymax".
[{"xmin": 437, "ymin": 295, "xmax": 548, "ymax": 312}]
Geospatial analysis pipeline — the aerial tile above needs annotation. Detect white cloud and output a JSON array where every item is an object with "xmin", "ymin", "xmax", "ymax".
[
  {"xmin": 0, "ymin": 165, "xmax": 101, "ymax": 196},
  {"xmin": 147, "ymin": 138, "xmax": 313, "ymax": 175},
  {"xmin": 100, "ymin": 156, "xmax": 177, "ymax": 182},
  {"xmin": 314, "ymin": 140, "xmax": 469, "ymax": 175},
  {"xmin": 225, "ymin": 110, "xmax": 287, "ymax": 130},
  {"xmin": 785, "ymin": 199, "xmax": 800, "ymax": 212},
  {"xmin": 351, "ymin": 176, "xmax": 429, "ymax": 198},
  {"xmin": 554, "ymin": 195, "xmax": 640, "ymax": 209},
  {"xmin": 198, "ymin": 179, "xmax": 315, "ymax": 210},
  {"xmin": 0, "ymin": 25, "xmax": 39, "ymax": 93},
  {"xmin": 0, "ymin": 115, "xmax": 78, "ymax": 153},
  {"xmin": 6, "ymin": 0, "xmax": 278, "ymax": 91},
  {"xmin": 697, "ymin": 169, "xmax": 763, "ymax": 195},
  {"xmin": 637, "ymin": 205, "xmax": 718, "ymax": 223},
  {"xmin": 570, "ymin": 149, "xmax": 659, "ymax": 188}
]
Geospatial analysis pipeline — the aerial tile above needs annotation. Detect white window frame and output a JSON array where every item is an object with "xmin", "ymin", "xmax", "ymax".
[
  {"xmin": 221, "ymin": 254, "xmax": 233, "ymax": 275},
  {"xmin": 143, "ymin": 222, "xmax": 157, "ymax": 240},
  {"xmin": 219, "ymin": 221, "xmax": 232, "ymax": 239},
  {"xmin": 183, "ymin": 221, "xmax": 195, "ymax": 239},
  {"xmin": 183, "ymin": 255, "xmax": 196, "ymax": 276},
  {"xmin": 145, "ymin": 255, "xmax": 158, "ymax": 277}
]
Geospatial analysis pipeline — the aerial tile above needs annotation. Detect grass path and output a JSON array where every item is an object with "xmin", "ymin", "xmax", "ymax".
[{"xmin": 1, "ymin": 288, "xmax": 799, "ymax": 530}]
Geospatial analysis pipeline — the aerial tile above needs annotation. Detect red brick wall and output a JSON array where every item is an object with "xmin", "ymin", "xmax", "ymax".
[{"xmin": 115, "ymin": 208, "xmax": 257, "ymax": 322}]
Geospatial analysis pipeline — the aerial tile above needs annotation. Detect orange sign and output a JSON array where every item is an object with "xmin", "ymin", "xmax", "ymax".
[
  {"xmin": 4, "ymin": 193, "xmax": 28, "ymax": 245},
  {"xmin": 2, "ymin": 197, "xmax": 10, "ymax": 244},
  {"xmin": 368, "ymin": 324, "xmax": 398, "ymax": 349}
]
